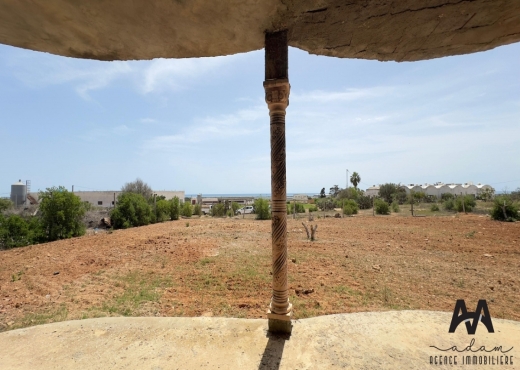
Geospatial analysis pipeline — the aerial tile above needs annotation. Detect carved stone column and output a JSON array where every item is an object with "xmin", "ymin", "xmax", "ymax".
[{"xmin": 264, "ymin": 30, "xmax": 292, "ymax": 334}]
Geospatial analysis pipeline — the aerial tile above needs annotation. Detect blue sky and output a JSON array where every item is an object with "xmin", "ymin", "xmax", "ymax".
[{"xmin": 1, "ymin": 42, "xmax": 519, "ymax": 197}]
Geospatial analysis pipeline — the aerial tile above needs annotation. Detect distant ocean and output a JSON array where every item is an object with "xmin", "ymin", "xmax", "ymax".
[{"xmin": 185, "ymin": 193, "xmax": 318, "ymax": 200}]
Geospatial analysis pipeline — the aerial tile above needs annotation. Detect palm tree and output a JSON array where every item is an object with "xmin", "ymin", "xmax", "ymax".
[{"xmin": 350, "ymin": 172, "xmax": 361, "ymax": 189}]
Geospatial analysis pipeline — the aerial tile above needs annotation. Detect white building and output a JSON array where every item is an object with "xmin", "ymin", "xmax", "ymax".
[
  {"xmin": 28, "ymin": 190, "xmax": 185, "ymax": 208},
  {"xmin": 365, "ymin": 185, "xmax": 380, "ymax": 197},
  {"xmin": 366, "ymin": 182, "xmax": 494, "ymax": 199},
  {"xmin": 292, "ymin": 194, "xmax": 309, "ymax": 203}
]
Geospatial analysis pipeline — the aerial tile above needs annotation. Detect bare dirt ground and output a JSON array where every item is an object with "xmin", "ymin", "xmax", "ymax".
[{"xmin": 1, "ymin": 213, "xmax": 519, "ymax": 332}]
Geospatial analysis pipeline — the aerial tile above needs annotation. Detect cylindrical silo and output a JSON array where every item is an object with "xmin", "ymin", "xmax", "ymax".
[{"xmin": 10, "ymin": 180, "xmax": 26, "ymax": 206}]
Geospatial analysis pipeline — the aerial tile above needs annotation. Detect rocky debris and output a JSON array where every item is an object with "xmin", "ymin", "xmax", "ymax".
[
  {"xmin": 100, "ymin": 217, "xmax": 111, "ymax": 228},
  {"xmin": 295, "ymin": 288, "xmax": 314, "ymax": 295},
  {"xmin": 372, "ymin": 264, "xmax": 381, "ymax": 271}
]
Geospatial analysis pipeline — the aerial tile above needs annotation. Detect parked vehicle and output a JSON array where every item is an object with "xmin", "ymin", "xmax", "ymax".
[
  {"xmin": 236, "ymin": 206, "xmax": 254, "ymax": 215},
  {"xmin": 201, "ymin": 205, "xmax": 212, "ymax": 215}
]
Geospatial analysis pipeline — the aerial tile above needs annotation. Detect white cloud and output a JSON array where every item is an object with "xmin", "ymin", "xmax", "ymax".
[
  {"xmin": 140, "ymin": 118, "xmax": 156, "ymax": 123},
  {"xmin": 4, "ymin": 50, "xmax": 132, "ymax": 99},
  {"xmin": 292, "ymin": 86, "xmax": 393, "ymax": 103},
  {"xmin": 141, "ymin": 105, "xmax": 266, "ymax": 153},
  {"xmin": 141, "ymin": 56, "xmax": 229, "ymax": 94},
  {"xmin": 112, "ymin": 125, "xmax": 133, "ymax": 135}
]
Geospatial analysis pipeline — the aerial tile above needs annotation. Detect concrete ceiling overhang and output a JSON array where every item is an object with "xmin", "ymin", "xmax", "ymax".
[{"xmin": 0, "ymin": 0, "xmax": 519, "ymax": 62}]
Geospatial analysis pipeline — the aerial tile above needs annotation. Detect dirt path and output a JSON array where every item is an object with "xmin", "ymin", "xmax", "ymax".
[{"xmin": 1, "ymin": 214, "xmax": 519, "ymax": 332}]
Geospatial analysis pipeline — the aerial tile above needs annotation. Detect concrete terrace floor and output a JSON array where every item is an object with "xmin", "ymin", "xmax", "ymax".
[{"xmin": 0, "ymin": 311, "xmax": 518, "ymax": 369}]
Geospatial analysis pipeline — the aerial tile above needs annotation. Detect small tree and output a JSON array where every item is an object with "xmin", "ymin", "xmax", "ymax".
[
  {"xmin": 39, "ymin": 186, "xmax": 86, "ymax": 240},
  {"xmin": 211, "ymin": 203, "xmax": 226, "ymax": 217},
  {"xmin": 378, "ymin": 183, "xmax": 398, "ymax": 204},
  {"xmin": 287, "ymin": 203, "xmax": 305, "ymax": 214},
  {"xmin": 480, "ymin": 187, "xmax": 495, "ymax": 202},
  {"xmin": 0, "ymin": 199, "xmax": 13, "ymax": 213},
  {"xmin": 169, "ymin": 196, "xmax": 180, "ymax": 220},
  {"xmin": 343, "ymin": 199, "xmax": 358, "ymax": 215},
  {"xmin": 111, "ymin": 192, "xmax": 152, "ymax": 229},
  {"xmin": 337, "ymin": 187, "xmax": 362, "ymax": 200},
  {"xmin": 441, "ymin": 193, "xmax": 454, "ymax": 201},
  {"xmin": 350, "ymin": 172, "xmax": 361, "ymax": 189},
  {"xmin": 193, "ymin": 204, "xmax": 202, "ymax": 216},
  {"xmin": 254, "ymin": 198, "xmax": 271, "ymax": 220},
  {"xmin": 181, "ymin": 201, "xmax": 193, "ymax": 218},
  {"xmin": 356, "ymin": 195, "xmax": 372, "ymax": 210},
  {"xmin": 121, "ymin": 178, "xmax": 153, "ymax": 200},
  {"xmin": 0, "ymin": 214, "xmax": 29, "ymax": 249},
  {"xmin": 231, "ymin": 202, "xmax": 241, "ymax": 215},
  {"xmin": 329, "ymin": 185, "xmax": 341, "ymax": 197},
  {"xmin": 490, "ymin": 196, "xmax": 519, "ymax": 221},
  {"xmin": 374, "ymin": 199, "xmax": 390, "ymax": 215},
  {"xmin": 455, "ymin": 195, "xmax": 476, "ymax": 212},
  {"xmin": 444, "ymin": 199, "xmax": 455, "ymax": 211},
  {"xmin": 155, "ymin": 199, "xmax": 171, "ymax": 222},
  {"xmin": 315, "ymin": 198, "xmax": 335, "ymax": 211},
  {"xmin": 320, "ymin": 188, "xmax": 326, "ymax": 198}
]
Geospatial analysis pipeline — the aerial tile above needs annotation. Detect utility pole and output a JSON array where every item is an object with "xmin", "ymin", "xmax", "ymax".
[
  {"xmin": 72, "ymin": 185, "xmax": 74, "ymax": 193},
  {"xmin": 346, "ymin": 169, "xmax": 349, "ymax": 189}
]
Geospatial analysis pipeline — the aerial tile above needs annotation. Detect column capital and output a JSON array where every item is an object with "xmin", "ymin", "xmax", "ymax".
[{"xmin": 263, "ymin": 78, "xmax": 290, "ymax": 108}]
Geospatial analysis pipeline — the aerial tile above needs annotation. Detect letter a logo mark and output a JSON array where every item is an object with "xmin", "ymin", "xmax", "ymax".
[{"xmin": 449, "ymin": 299, "xmax": 494, "ymax": 335}]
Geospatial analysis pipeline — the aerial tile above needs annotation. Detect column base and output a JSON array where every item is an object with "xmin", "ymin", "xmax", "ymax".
[{"xmin": 267, "ymin": 307, "xmax": 293, "ymax": 334}]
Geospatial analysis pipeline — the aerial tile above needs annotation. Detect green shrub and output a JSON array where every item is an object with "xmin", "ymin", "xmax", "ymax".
[
  {"xmin": 211, "ymin": 203, "xmax": 226, "ymax": 217},
  {"xmin": 254, "ymin": 198, "xmax": 271, "ymax": 220},
  {"xmin": 0, "ymin": 199, "xmax": 13, "ymax": 213},
  {"xmin": 430, "ymin": 204, "xmax": 440, "ymax": 212},
  {"xmin": 39, "ymin": 186, "xmax": 86, "ymax": 240},
  {"xmin": 169, "ymin": 196, "xmax": 180, "ymax": 220},
  {"xmin": 111, "ymin": 192, "xmax": 152, "ymax": 229},
  {"xmin": 315, "ymin": 198, "xmax": 335, "ymax": 211},
  {"xmin": 441, "ymin": 193, "xmax": 454, "ymax": 201},
  {"xmin": 375, "ymin": 199, "xmax": 390, "ymax": 215},
  {"xmin": 193, "ymin": 204, "xmax": 202, "ymax": 217},
  {"xmin": 455, "ymin": 195, "xmax": 476, "ymax": 212},
  {"xmin": 444, "ymin": 199, "xmax": 455, "ymax": 211},
  {"xmin": 378, "ymin": 183, "xmax": 407, "ymax": 204},
  {"xmin": 0, "ymin": 214, "xmax": 29, "ymax": 249},
  {"xmin": 155, "ymin": 199, "xmax": 171, "ymax": 222},
  {"xmin": 356, "ymin": 195, "xmax": 373, "ymax": 210},
  {"xmin": 391, "ymin": 201, "xmax": 400, "ymax": 213},
  {"xmin": 342, "ymin": 199, "xmax": 358, "ymax": 215},
  {"xmin": 308, "ymin": 205, "xmax": 318, "ymax": 212},
  {"xmin": 287, "ymin": 203, "xmax": 305, "ymax": 214},
  {"xmin": 181, "ymin": 201, "xmax": 193, "ymax": 218},
  {"xmin": 231, "ymin": 202, "xmax": 241, "ymax": 215},
  {"xmin": 490, "ymin": 196, "xmax": 519, "ymax": 221}
]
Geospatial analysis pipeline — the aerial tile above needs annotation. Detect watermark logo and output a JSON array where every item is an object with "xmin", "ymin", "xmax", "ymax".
[
  {"xmin": 449, "ymin": 299, "xmax": 494, "ymax": 335},
  {"xmin": 427, "ymin": 299, "xmax": 514, "ymax": 366}
]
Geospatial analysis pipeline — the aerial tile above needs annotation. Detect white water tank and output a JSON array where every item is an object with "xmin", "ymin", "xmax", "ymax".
[{"xmin": 10, "ymin": 179, "xmax": 26, "ymax": 206}]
